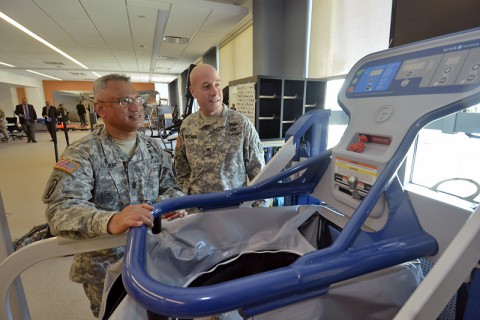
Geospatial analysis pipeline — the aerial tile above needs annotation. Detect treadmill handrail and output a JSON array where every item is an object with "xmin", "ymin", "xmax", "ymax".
[
  {"xmin": 0, "ymin": 235, "xmax": 127, "ymax": 320},
  {"xmin": 122, "ymin": 111, "xmax": 440, "ymax": 317}
]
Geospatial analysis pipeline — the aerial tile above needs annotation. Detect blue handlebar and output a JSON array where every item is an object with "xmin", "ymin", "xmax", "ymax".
[
  {"xmin": 121, "ymin": 108, "xmax": 441, "ymax": 318},
  {"xmin": 122, "ymin": 145, "xmax": 437, "ymax": 317}
]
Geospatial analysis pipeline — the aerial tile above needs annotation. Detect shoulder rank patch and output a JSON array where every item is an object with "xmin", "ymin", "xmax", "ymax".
[{"xmin": 54, "ymin": 159, "xmax": 80, "ymax": 174}]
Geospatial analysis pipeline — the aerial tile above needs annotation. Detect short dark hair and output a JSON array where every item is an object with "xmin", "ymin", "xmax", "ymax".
[{"xmin": 93, "ymin": 74, "xmax": 131, "ymax": 99}]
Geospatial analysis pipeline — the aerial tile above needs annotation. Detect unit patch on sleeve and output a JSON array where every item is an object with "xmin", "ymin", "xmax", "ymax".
[
  {"xmin": 54, "ymin": 158, "xmax": 80, "ymax": 174},
  {"xmin": 43, "ymin": 174, "xmax": 61, "ymax": 200}
]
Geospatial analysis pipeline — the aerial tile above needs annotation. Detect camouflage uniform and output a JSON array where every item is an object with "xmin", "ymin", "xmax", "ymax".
[
  {"xmin": 174, "ymin": 105, "xmax": 266, "ymax": 197},
  {"xmin": 43, "ymin": 124, "xmax": 184, "ymax": 317}
]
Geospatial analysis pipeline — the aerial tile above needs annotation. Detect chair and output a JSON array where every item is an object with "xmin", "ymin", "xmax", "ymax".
[{"xmin": 5, "ymin": 117, "xmax": 26, "ymax": 140}]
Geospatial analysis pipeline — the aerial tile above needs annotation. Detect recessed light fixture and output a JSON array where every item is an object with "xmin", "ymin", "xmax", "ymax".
[
  {"xmin": 162, "ymin": 36, "xmax": 189, "ymax": 44},
  {"xmin": 157, "ymin": 56, "xmax": 177, "ymax": 61},
  {"xmin": 92, "ymin": 71, "xmax": 102, "ymax": 78}
]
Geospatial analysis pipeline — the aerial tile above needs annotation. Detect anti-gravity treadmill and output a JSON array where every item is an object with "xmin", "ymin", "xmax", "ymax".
[{"xmin": 116, "ymin": 27, "xmax": 480, "ymax": 320}]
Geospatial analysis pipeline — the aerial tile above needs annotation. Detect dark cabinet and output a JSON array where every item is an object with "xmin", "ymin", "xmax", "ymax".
[{"xmin": 229, "ymin": 76, "xmax": 326, "ymax": 140}]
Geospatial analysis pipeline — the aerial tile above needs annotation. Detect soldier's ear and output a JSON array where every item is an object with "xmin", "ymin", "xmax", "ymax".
[
  {"xmin": 189, "ymin": 86, "xmax": 197, "ymax": 99},
  {"xmin": 94, "ymin": 102, "xmax": 105, "ymax": 117}
]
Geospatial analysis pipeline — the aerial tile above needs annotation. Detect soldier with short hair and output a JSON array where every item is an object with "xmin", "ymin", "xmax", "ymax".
[
  {"xmin": 174, "ymin": 64, "xmax": 267, "ymax": 206},
  {"xmin": 43, "ymin": 74, "xmax": 186, "ymax": 317}
]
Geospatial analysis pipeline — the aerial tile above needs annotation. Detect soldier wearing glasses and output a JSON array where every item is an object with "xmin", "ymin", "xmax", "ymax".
[{"xmin": 42, "ymin": 74, "xmax": 186, "ymax": 317}]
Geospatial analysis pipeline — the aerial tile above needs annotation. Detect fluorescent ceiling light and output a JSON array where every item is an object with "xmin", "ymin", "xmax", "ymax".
[
  {"xmin": 0, "ymin": 61, "xmax": 15, "ymax": 67},
  {"xmin": 92, "ymin": 72, "xmax": 102, "ymax": 78},
  {"xmin": 0, "ymin": 11, "xmax": 88, "ymax": 69},
  {"xmin": 27, "ymin": 70, "xmax": 62, "ymax": 80}
]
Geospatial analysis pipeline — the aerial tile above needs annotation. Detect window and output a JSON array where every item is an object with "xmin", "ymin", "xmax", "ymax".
[
  {"xmin": 406, "ymin": 106, "xmax": 480, "ymax": 207},
  {"xmin": 324, "ymin": 78, "xmax": 348, "ymax": 149}
]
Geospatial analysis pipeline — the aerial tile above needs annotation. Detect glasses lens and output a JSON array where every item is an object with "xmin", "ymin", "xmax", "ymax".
[
  {"xmin": 118, "ymin": 96, "xmax": 145, "ymax": 106},
  {"xmin": 135, "ymin": 96, "xmax": 145, "ymax": 105},
  {"xmin": 115, "ymin": 96, "xmax": 144, "ymax": 106},
  {"xmin": 118, "ymin": 97, "xmax": 132, "ymax": 106}
]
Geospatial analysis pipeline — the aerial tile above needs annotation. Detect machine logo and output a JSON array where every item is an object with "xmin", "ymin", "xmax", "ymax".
[{"xmin": 374, "ymin": 105, "xmax": 393, "ymax": 123}]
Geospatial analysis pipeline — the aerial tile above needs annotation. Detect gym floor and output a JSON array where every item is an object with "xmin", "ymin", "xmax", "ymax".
[{"xmin": 1, "ymin": 130, "xmax": 96, "ymax": 320}]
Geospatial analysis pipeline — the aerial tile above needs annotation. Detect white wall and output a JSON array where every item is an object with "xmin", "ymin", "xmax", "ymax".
[
  {"xmin": 154, "ymin": 83, "xmax": 169, "ymax": 105},
  {"xmin": 0, "ymin": 87, "xmax": 16, "ymax": 116},
  {"xmin": 0, "ymin": 70, "xmax": 45, "ymax": 117}
]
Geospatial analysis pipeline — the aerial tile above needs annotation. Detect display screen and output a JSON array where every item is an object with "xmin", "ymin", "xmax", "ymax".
[{"xmin": 353, "ymin": 62, "xmax": 402, "ymax": 93}]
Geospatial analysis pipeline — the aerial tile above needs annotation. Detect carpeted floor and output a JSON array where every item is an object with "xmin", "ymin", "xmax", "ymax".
[{"xmin": 0, "ymin": 130, "xmax": 97, "ymax": 320}]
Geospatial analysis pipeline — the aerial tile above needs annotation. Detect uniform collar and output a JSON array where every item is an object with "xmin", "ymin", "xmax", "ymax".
[
  {"xmin": 197, "ymin": 104, "xmax": 228, "ymax": 129},
  {"xmin": 95, "ymin": 125, "xmax": 152, "ymax": 162}
]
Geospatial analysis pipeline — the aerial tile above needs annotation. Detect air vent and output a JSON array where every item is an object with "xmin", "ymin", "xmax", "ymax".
[
  {"xmin": 69, "ymin": 72, "xmax": 87, "ymax": 76},
  {"xmin": 162, "ymin": 36, "xmax": 189, "ymax": 44},
  {"xmin": 43, "ymin": 61, "xmax": 65, "ymax": 65},
  {"xmin": 155, "ymin": 67, "xmax": 171, "ymax": 72},
  {"xmin": 157, "ymin": 56, "xmax": 177, "ymax": 61}
]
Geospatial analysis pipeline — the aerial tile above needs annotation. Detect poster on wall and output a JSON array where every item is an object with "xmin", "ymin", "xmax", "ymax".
[{"xmin": 235, "ymin": 82, "xmax": 256, "ymax": 124}]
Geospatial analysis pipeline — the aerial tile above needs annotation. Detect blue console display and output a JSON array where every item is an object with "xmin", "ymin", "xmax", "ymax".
[
  {"xmin": 347, "ymin": 39, "xmax": 480, "ymax": 98},
  {"xmin": 353, "ymin": 62, "xmax": 401, "ymax": 94}
]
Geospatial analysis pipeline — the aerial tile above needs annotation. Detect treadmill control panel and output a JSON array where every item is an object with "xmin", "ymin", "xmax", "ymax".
[
  {"xmin": 323, "ymin": 28, "xmax": 480, "ymax": 228},
  {"xmin": 346, "ymin": 39, "xmax": 480, "ymax": 98}
]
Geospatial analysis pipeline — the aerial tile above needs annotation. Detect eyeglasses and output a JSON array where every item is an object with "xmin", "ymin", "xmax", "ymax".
[{"xmin": 97, "ymin": 96, "xmax": 145, "ymax": 107}]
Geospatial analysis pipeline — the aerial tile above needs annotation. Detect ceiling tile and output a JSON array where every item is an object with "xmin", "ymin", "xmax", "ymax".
[{"xmin": 0, "ymin": 0, "xmax": 250, "ymax": 82}]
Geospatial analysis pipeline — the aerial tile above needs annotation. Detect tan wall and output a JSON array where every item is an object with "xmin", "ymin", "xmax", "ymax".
[{"xmin": 15, "ymin": 88, "xmax": 26, "ymax": 104}]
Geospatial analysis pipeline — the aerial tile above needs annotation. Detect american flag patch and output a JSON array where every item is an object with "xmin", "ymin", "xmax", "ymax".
[{"xmin": 54, "ymin": 159, "xmax": 80, "ymax": 174}]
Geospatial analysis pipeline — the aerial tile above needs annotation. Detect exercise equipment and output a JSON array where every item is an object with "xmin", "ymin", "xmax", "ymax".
[{"xmin": 122, "ymin": 27, "xmax": 480, "ymax": 319}]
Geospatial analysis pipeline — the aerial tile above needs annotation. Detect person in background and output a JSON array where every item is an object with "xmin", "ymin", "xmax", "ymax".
[
  {"xmin": 57, "ymin": 103, "xmax": 68, "ymax": 125},
  {"xmin": 174, "ymin": 64, "xmax": 268, "ymax": 206},
  {"xmin": 76, "ymin": 100, "xmax": 87, "ymax": 128},
  {"xmin": 0, "ymin": 107, "xmax": 11, "ymax": 143},
  {"xmin": 42, "ymin": 100, "xmax": 58, "ymax": 141},
  {"xmin": 43, "ymin": 74, "xmax": 186, "ymax": 317},
  {"xmin": 14, "ymin": 97, "xmax": 37, "ymax": 143}
]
